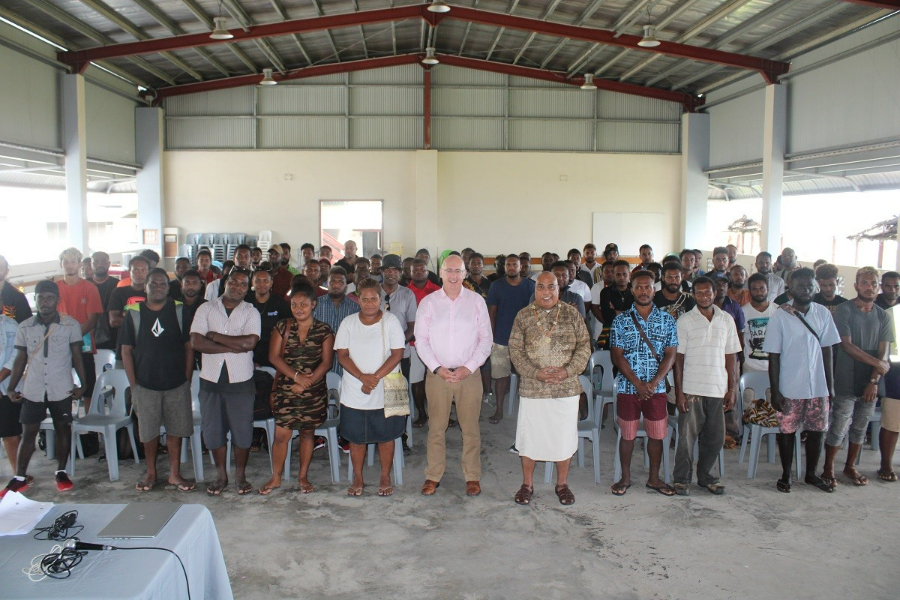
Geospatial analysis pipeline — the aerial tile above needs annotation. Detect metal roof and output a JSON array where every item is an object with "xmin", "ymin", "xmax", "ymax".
[
  {"xmin": 708, "ymin": 169, "xmax": 900, "ymax": 199},
  {"xmin": 2, "ymin": 0, "xmax": 895, "ymax": 107}
]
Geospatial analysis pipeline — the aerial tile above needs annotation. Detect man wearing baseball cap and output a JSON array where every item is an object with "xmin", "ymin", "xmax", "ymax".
[{"xmin": 379, "ymin": 255, "xmax": 417, "ymax": 381}]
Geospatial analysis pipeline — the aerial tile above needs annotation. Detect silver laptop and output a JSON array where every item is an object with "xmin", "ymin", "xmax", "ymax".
[{"xmin": 97, "ymin": 502, "xmax": 182, "ymax": 539}]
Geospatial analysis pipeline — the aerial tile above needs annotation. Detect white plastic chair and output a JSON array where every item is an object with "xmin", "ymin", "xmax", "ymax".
[
  {"xmin": 284, "ymin": 372, "xmax": 342, "ymax": 484},
  {"xmin": 504, "ymin": 372, "xmax": 520, "ymax": 417},
  {"xmin": 183, "ymin": 371, "xmax": 205, "ymax": 481},
  {"xmin": 70, "ymin": 369, "xmax": 139, "ymax": 482},
  {"xmin": 544, "ymin": 375, "xmax": 602, "ymax": 484},
  {"xmin": 93, "ymin": 349, "xmax": 116, "ymax": 374},
  {"xmin": 738, "ymin": 372, "xmax": 801, "ymax": 479},
  {"xmin": 592, "ymin": 350, "xmax": 616, "ymax": 418}
]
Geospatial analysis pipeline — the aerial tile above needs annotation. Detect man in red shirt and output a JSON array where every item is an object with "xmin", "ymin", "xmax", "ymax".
[
  {"xmin": 56, "ymin": 248, "xmax": 103, "ymax": 409},
  {"xmin": 408, "ymin": 258, "xmax": 442, "ymax": 427},
  {"xmin": 195, "ymin": 249, "xmax": 217, "ymax": 285}
]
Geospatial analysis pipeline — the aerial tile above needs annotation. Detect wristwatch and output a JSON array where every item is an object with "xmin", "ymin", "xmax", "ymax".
[
  {"xmin": 433, "ymin": 366, "xmax": 440, "ymax": 374},
  {"xmin": 869, "ymin": 377, "xmax": 879, "ymax": 384}
]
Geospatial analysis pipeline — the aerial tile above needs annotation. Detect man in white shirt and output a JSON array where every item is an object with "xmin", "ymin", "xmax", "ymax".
[
  {"xmin": 673, "ymin": 276, "xmax": 741, "ymax": 496},
  {"xmin": 742, "ymin": 273, "xmax": 776, "ymax": 373},
  {"xmin": 764, "ymin": 268, "xmax": 840, "ymax": 494},
  {"xmin": 580, "ymin": 243, "xmax": 601, "ymax": 285},
  {"xmin": 190, "ymin": 269, "xmax": 261, "ymax": 497},
  {"xmin": 565, "ymin": 260, "xmax": 591, "ymax": 305}
]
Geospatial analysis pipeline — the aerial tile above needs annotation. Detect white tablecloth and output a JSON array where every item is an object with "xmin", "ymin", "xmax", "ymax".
[{"xmin": 0, "ymin": 503, "xmax": 233, "ymax": 600}]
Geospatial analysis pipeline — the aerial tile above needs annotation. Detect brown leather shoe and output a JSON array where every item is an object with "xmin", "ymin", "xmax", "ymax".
[
  {"xmin": 466, "ymin": 481, "xmax": 481, "ymax": 496},
  {"xmin": 421, "ymin": 480, "xmax": 440, "ymax": 495}
]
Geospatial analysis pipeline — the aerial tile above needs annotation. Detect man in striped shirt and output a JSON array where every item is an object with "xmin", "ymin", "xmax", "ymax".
[
  {"xmin": 673, "ymin": 276, "xmax": 742, "ymax": 496},
  {"xmin": 313, "ymin": 267, "xmax": 360, "ymax": 376},
  {"xmin": 190, "ymin": 269, "xmax": 261, "ymax": 497}
]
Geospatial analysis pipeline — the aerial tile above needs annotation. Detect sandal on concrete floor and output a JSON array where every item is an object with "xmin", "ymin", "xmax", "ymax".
[
  {"xmin": 555, "ymin": 484, "xmax": 575, "ymax": 505},
  {"xmin": 514, "ymin": 484, "xmax": 533, "ymax": 505}
]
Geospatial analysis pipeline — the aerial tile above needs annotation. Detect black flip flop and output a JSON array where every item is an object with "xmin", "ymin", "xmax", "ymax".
[{"xmin": 645, "ymin": 483, "xmax": 676, "ymax": 496}]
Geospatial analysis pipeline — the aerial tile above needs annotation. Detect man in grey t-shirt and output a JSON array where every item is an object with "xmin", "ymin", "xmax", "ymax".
[{"xmin": 822, "ymin": 267, "xmax": 894, "ymax": 487}]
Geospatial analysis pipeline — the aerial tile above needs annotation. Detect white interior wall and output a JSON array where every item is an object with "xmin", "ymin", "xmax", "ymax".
[{"xmin": 164, "ymin": 150, "xmax": 681, "ymax": 258}]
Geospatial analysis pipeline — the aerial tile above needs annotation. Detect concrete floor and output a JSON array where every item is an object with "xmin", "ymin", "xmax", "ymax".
[{"xmin": 3, "ymin": 414, "xmax": 899, "ymax": 600}]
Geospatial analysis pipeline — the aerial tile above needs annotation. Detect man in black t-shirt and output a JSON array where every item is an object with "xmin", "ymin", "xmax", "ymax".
[
  {"xmin": 876, "ymin": 271, "xmax": 899, "ymax": 310},
  {"xmin": 0, "ymin": 256, "xmax": 32, "ymax": 323},
  {"xmin": 654, "ymin": 262, "xmax": 697, "ymax": 321},
  {"xmin": 812, "ymin": 263, "xmax": 848, "ymax": 315},
  {"xmin": 120, "ymin": 269, "xmax": 195, "ymax": 492},
  {"xmin": 90, "ymin": 251, "xmax": 120, "ymax": 351},
  {"xmin": 168, "ymin": 257, "xmax": 191, "ymax": 299},
  {"xmin": 597, "ymin": 260, "xmax": 634, "ymax": 349},
  {"xmin": 178, "ymin": 270, "xmax": 207, "ymax": 331},
  {"xmin": 247, "ymin": 269, "xmax": 290, "ymax": 368},
  {"xmin": 108, "ymin": 256, "xmax": 150, "ymax": 362}
]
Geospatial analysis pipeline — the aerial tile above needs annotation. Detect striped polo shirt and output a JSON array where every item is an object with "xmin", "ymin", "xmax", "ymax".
[{"xmin": 676, "ymin": 304, "xmax": 742, "ymax": 398}]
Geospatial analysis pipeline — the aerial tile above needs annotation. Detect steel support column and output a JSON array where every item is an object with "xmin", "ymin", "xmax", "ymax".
[
  {"xmin": 63, "ymin": 74, "xmax": 89, "ymax": 252},
  {"xmin": 423, "ymin": 68, "xmax": 432, "ymax": 150},
  {"xmin": 135, "ymin": 107, "xmax": 165, "ymax": 259},
  {"xmin": 680, "ymin": 112, "xmax": 709, "ymax": 248},
  {"xmin": 761, "ymin": 84, "xmax": 786, "ymax": 253}
]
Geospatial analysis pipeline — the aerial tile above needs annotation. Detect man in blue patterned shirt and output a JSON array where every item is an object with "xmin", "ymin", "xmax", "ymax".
[
  {"xmin": 313, "ymin": 267, "xmax": 360, "ymax": 376},
  {"xmin": 609, "ymin": 271, "xmax": 678, "ymax": 496}
]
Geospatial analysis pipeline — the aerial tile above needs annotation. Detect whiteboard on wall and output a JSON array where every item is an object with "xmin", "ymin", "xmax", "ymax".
[{"xmin": 593, "ymin": 212, "xmax": 667, "ymax": 257}]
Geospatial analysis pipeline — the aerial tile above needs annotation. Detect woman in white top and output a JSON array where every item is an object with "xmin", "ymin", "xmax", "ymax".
[{"xmin": 335, "ymin": 278, "xmax": 405, "ymax": 497}]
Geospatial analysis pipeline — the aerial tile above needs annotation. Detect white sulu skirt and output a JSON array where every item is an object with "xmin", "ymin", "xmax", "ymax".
[{"xmin": 515, "ymin": 395, "xmax": 579, "ymax": 462}]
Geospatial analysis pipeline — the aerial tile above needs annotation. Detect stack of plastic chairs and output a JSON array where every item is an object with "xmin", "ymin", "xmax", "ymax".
[{"xmin": 257, "ymin": 230, "xmax": 272, "ymax": 253}]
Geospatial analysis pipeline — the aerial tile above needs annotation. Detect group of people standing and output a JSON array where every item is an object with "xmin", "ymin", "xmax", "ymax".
[{"xmin": 0, "ymin": 240, "xmax": 897, "ymax": 507}]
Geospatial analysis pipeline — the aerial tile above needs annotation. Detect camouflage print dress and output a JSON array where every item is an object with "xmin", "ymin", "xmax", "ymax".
[{"xmin": 271, "ymin": 318, "xmax": 333, "ymax": 430}]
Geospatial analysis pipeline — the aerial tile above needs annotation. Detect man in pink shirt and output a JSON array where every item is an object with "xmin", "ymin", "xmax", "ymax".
[{"xmin": 414, "ymin": 255, "xmax": 493, "ymax": 497}]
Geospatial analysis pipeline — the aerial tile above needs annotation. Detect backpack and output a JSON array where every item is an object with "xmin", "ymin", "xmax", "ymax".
[{"xmin": 125, "ymin": 301, "xmax": 184, "ymax": 340}]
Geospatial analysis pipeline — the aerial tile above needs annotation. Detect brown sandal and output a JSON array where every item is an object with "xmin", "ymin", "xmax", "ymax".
[
  {"xmin": 514, "ymin": 484, "xmax": 534, "ymax": 505},
  {"xmin": 555, "ymin": 484, "xmax": 575, "ymax": 505}
]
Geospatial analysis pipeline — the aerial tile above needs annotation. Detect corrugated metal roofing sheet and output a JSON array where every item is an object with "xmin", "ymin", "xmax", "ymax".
[{"xmin": 5, "ymin": 0, "xmax": 889, "ymax": 96}]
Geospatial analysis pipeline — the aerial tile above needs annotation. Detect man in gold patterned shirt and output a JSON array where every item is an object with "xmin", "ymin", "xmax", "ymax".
[{"xmin": 509, "ymin": 272, "xmax": 592, "ymax": 506}]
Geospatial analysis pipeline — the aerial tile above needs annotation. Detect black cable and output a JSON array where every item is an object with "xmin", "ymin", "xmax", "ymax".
[
  {"xmin": 115, "ymin": 547, "xmax": 191, "ymax": 600},
  {"xmin": 40, "ymin": 547, "xmax": 87, "ymax": 579},
  {"xmin": 33, "ymin": 510, "xmax": 83, "ymax": 541}
]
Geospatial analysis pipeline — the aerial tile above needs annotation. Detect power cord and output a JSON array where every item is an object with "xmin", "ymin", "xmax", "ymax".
[
  {"xmin": 116, "ymin": 547, "xmax": 191, "ymax": 600},
  {"xmin": 33, "ymin": 510, "xmax": 83, "ymax": 541},
  {"xmin": 21, "ymin": 544, "xmax": 87, "ymax": 581},
  {"xmin": 58, "ymin": 541, "xmax": 191, "ymax": 600}
]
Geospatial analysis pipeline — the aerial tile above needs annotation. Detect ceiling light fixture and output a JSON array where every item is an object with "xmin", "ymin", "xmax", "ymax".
[
  {"xmin": 210, "ymin": 17, "xmax": 233, "ymax": 40},
  {"xmin": 427, "ymin": 0, "xmax": 451, "ymax": 13},
  {"xmin": 580, "ymin": 73, "xmax": 597, "ymax": 90},
  {"xmin": 422, "ymin": 47, "xmax": 440, "ymax": 65},
  {"xmin": 259, "ymin": 68, "xmax": 277, "ymax": 85},
  {"xmin": 637, "ymin": 25, "xmax": 660, "ymax": 48}
]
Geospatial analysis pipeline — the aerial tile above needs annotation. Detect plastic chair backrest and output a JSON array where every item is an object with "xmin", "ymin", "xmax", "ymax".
[
  {"xmin": 326, "ymin": 372, "xmax": 342, "ymax": 420},
  {"xmin": 739, "ymin": 372, "xmax": 770, "ymax": 402},
  {"xmin": 739, "ymin": 371, "xmax": 770, "ymax": 417},
  {"xmin": 94, "ymin": 349, "xmax": 116, "ymax": 374},
  {"xmin": 259, "ymin": 230, "xmax": 273, "ymax": 242},
  {"xmin": 190, "ymin": 370, "xmax": 201, "ymax": 414},
  {"xmin": 577, "ymin": 374, "xmax": 597, "ymax": 426},
  {"xmin": 595, "ymin": 350, "xmax": 615, "ymax": 395},
  {"xmin": 90, "ymin": 369, "xmax": 131, "ymax": 417}
]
